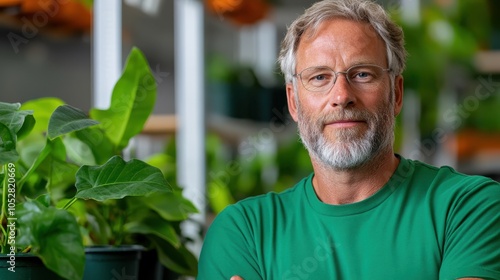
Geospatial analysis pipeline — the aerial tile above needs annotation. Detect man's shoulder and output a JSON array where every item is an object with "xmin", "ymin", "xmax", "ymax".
[
  {"xmin": 410, "ymin": 158, "xmax": 497, "ymax": 183},
  {"xmin": 404, "ymin": 157, "xmax": 500, "ymax": 198}
]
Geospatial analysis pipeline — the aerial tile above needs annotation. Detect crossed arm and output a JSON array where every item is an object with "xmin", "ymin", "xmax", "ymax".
[{"xmin": 230, "ymin": 276, "xmax": 484, "ymax": 280}]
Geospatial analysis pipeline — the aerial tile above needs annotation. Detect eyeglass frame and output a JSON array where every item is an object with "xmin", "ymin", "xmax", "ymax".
[{"xmin": 292, "ymin": 64, "xmax": 393, "ymax": 92}]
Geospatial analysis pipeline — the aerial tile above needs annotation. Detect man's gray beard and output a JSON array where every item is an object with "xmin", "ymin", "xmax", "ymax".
[{"xmin": 297, "ymin": 99, "xmax": 395, "ymax": 171}]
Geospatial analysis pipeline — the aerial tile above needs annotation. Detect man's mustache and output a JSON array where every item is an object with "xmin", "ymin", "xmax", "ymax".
[{"xmin": 315, "ymin": 109, "xmax": 373, "ymax": 127}]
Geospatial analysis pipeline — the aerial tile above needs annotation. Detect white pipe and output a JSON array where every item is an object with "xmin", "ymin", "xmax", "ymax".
[
  {"xmin": 93, "ymin": 0, "xmax": 122, "ymax": 109},
  {"xmin": 174, "ymin": 0, "xmax": 206, "ymax": 258}
]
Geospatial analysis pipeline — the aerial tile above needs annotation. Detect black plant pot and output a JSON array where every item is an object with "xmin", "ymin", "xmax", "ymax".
[
  {"xmin": 0, "ymin": 253, "xmax": 63, "ymax": 279},
  {"xmin": 83, "ymin": 245, "xmax": 144, "ymax": 280},
  {"xmin": 138, "ymin": 249, "xmax": 181, "ymax": 280}
]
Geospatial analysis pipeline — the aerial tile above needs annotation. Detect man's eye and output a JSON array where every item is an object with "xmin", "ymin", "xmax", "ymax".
[
  {"xmin": 309, "ymin": 73, "xmax": 332, "ymax": 81},
  {"xmin": 313, "ymin": 75, "xmax": 326, "ymax": 81},
  {"xmin": 350, "ymin": 70, "xmax": 375, "ymax": 82}
]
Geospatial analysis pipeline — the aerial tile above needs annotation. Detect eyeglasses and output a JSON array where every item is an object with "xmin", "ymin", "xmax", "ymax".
[{"xmin": 293, "ymin": 64, "xmax": 391, "ymax": 92}]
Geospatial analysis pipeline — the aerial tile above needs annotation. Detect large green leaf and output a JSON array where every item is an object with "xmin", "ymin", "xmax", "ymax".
[
  {"xmin": 17, "ymin": 200, "xmax": 85, "ymax": 280},
  {"xmin": 0, "ymin": 102, "xmax": 35, "ymax": 164},
  {"xmin": 63, "ymin": 136, "xmax": 97, "ymax": 166},
  {"xmin": 75, "ymin": 156, "xmax": 171, "ymax": 201},
  {"xmin": 0, "ymin": 102, "xmax": 35, "ymax": 139},
  {"xmin": 21, "ymin": 97, "xmax": 65, "ymax": 134},
  {"xmin": 90, "ymin": 47, "xmax": 157, "ymax": 150},
  {"xmin": 0, "ymin": 122, "xmax": 19, "ymax": 164},
  {"xmin": 141, "ymin": 190, "xmax": 198, "ymax": 221},
  {"xmin": 74, "ymin": 127, "xmax": 116, "ymax": 165},
  {"xmin": 0, "ymin": 102, "xmax": 21, "ymax": 118},
  {"xmin": 16, "ymin": 114, "xmax": 35, "ymax": 141},
  {"xmin": 48, "ymin": 105, "xmax": 99, "ymax": 140}
]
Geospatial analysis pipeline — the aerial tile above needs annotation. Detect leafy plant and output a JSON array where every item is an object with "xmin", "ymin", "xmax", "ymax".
[{"xmin": 0, "ymin": 47, "xmax": 198, "ymax": 279}]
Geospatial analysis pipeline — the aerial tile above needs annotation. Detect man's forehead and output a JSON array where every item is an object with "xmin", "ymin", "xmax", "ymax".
[
  {"xmin": 301, "ymin": 18, "xmax": 379, "ymax": 43},
  {"xmin": 298, "ymin": 19, "xmax": 385, "ymax": 54}
]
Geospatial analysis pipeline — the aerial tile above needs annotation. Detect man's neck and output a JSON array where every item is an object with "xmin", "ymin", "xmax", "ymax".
[{"xmin": 311, "ymin": 150, "xmax": 400, "ymax": 205}]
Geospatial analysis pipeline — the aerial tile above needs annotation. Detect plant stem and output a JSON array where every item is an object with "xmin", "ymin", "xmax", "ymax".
[
  {"xmin": 16, "ymin": 164, "xmax": 32, "ymax": 193},
  {"xmin": 62, "ymin": 197, "xmax": 78, "ymax": 210},
  {"xmin": 22, "ymin": 245, "xmax": 31, "ymax": 253},
  {"xmin": 115, "ymin": 209, "xmax": 126, "ymax": 246}
]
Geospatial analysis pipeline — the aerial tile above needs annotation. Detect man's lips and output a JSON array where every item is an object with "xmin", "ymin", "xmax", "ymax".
[{"xmin": 325, "ymin": 120, "xmax": 366, "ymax": 128}]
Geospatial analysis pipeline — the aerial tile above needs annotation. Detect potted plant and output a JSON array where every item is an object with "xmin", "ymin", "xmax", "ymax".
[{"xmin": 0, "ymin": 47, "xmax": 198, "ymax": 279}]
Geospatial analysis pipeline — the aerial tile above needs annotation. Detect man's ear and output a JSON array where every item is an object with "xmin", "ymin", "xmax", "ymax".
[
  {"xmin": 286, "ymin": 83, "xmax": 299, "ymax": 122},
  {"xmin": 393, "ymin": 75, "xmax": 404, "ymax": 117}
]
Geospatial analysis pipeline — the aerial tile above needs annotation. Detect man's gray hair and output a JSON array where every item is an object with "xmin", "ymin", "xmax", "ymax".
[{"xmin": 278, "ymin": 0, "xmax": 406, "ymax": 84}]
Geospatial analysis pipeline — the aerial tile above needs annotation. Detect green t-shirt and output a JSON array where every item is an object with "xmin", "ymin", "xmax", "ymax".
[{"xmin": 198, "ymin": 156, "xmax": 500, "ymax": 280}]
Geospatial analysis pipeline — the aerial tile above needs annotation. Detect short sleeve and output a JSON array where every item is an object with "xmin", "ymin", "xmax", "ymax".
[
  {"xmin": 439, "ymin": 178, "xmax": 500, "ymax": 280},
  {"xmin": 197, "ymin": 205, "xmax": 263, "ymax": 280}
]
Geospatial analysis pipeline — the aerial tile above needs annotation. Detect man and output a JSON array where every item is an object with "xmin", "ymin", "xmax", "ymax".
[{"xmin": 197, "ymin": 0, "xmax": 500, "ymax": 279}]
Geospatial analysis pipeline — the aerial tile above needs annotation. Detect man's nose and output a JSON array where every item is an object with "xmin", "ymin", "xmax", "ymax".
[{"xmin": 328, "ymin": 74, "xmax": 355, "ymax": 108}]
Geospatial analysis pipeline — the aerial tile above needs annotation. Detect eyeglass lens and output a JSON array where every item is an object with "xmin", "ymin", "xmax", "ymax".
[{"xmin": 298, "ymin": 65, "xmax": 388, "ymax": 92}]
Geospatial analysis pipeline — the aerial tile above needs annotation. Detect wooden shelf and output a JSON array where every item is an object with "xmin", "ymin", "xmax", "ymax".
[
  {"xmin": 142, "ymin": 114, "xmax": 177, "ymax": 135},
  {"xmin": 206, "ymin": 114, "xmax": 297, "ymax": 146},
  {"xmin": 141, "ymin": 114, "xmax": 297, "ymax": 142}
]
